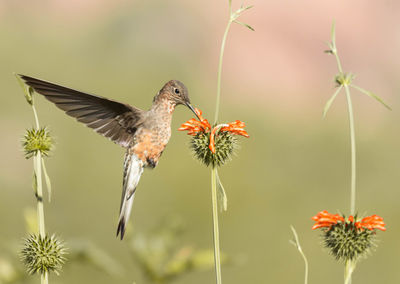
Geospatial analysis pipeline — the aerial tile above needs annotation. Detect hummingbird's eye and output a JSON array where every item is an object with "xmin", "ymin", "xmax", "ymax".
[{"xmin": 174, "ymin": 88, "xmax": 180, "ymax": 95}]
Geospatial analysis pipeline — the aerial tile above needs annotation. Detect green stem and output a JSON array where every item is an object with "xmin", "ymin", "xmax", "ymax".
[
  {"xmin": 41, "ymin": 271, "xmax": 48, "ymax": 284},
  {"xmin": 344, "ymin": 260, "xmax": 355, "ymax": 284},
  {"xmin": 211, "ymin": 168, "xmax": 222, "ymax": 284},
  {"xmin": 214, "ymin": 19, "xmax": 233, "ymax": 124},
  {"xmin": 32, "ymin": 105, "xmax": 40, "ymax": 129},
  {"xmin": 35, "ymin": 152, "xmax": 48, "ymax": 284},
  {"xmin": 32, "ymin": 105, "xmax": 48, "ymax": 284},
  {"xmin": 290, "ymin": 226, "xmax": 308, "ymax": 284},
  {"xmin": 344, "ymin": 85, "xmax": 356, "ymax": 216},
  {"xmin": 35, "ymin": 152, "xmax": 45, "ymax": 236},
  {"xmin": 210, "ymin": 7, "xmax": 236, "ymax": 284},
  {"xmin": 334, "ymin": 51, "xmax": 343, "ymax": 73}
]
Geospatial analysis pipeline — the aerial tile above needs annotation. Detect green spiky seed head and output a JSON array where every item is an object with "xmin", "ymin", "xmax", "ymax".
[
  {"xmin": 20, "ymin": 234, "xmax": 67, "ymax": 275},
  {"xmin": 190, "ymin": 131, "xmax": 237, "ymax": 168},
  {"xmin": 22, "ymin": 128, "xmax": 53, "ymax": 159},
  {"xmin": 323, "ymin": 221, "xmax": 376, "ymax": 262}
]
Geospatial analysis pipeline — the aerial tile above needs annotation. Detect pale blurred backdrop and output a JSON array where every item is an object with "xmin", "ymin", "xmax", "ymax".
[{"xmin": 1, "ymin": 0, "xmax": 400, "ymax": 283}]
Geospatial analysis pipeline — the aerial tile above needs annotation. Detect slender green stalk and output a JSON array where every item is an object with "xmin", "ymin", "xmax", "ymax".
[
  {"xmin": 35, "ymin": 152, "xmax": 46, "ymax": 237},
  {"xmin": 211, "ymin": 168, "xmax": 222, "ymax": 284},
  {"xmin": 214, "ymin": 20, "xmax": 233, "ymax": 124},
  {"xmin": 32, "ymin": 105, "xmax": 40, "ymax": 129},
  {"xmin": 210, "ymin": 3, "xmax": 253, "ymax": 283},
  {"xmin": 344, "ymin": 85, "xmax": 356, "ymax": 215},
  {"xmin": 331, "ymin": 36, "xmax": 356, "ymax": 216},
  {"xmin": 334, "ymin": 52, "xmax": 343, "ymax": 73},
  {"xmin": 344, "ymin": 260, "xmax": 355, "ymax": 284},
  {"xmin": 290, "ymin": 226, "xmax": 308, "ymax": 284},
  {"xmin": 331, "ymin": 23, "xmax": 357, "ymax": 284},
  {"xmin": 211, "ymin": 7, "xmax": 234, "ymax": 284},
  {"xmin": 32, "ymin": 105, "xmax": 49, "ymax": 284},
  {"xmin": 41, "ymin": 270, "xmax": 48, "ymax": 284}
]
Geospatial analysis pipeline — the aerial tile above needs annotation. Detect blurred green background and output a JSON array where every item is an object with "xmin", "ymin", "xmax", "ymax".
[{"xmin": 1, "ymin": 0, "xmax": 399, "ymax": 283}]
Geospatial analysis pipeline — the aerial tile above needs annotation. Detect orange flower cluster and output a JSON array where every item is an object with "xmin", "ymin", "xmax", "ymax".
[
  {"xmin": 179, "ymin": 108, "xmax": 249, "ymax": 154},
  {"xmin": 178, "ymin": 108, "xmax": 211, "ymax": 135},
  {"xmin": 220, "ymin": 120, "xmax": 249, "ymax": 137},
  {"xmin": 355, "ymin": 215, "xmax": 386, "ymax": 231},
  {"xmin": 311, "ymin": 210, "xmax": 386, "ymax": 231},
  {"xmin": 311, "ymin": 210, "xmax": 344, "ymax": 230}
]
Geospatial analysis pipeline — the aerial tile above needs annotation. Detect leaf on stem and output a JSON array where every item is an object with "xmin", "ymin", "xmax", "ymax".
[
  {"xmin": 215, "ymin": 170, "xmax": 228, "ymax": 212},
  {"xmin": 41, "ymin": 159, "xmax": 52, "ymax": 202},
  {"xmin": 351, "ymin": 84, "xmax": 392, "ymax": 110},
  {"xmin": 323, "ymin": 85, "xmax": 343, "ymax": 118},
  {"xmin": 234, "ymin": 20, "xmax": 255, "ymax": 31},
  {"xmin": 240, "ymin": 5, "xmax": 254, "ymax": 12},
  {"xmin": 324, "ymin": 42, "xmax": 334, "ymax": 54},
  {"xmin": 15, "ymin": 73, "xmax": 34, "ymax": 106},
  {"xmin": 32, "ymin": 170, "xmax": 38, "ymax": 196},
  {"xmin": 331, "ymin": 20, "xmax": 336, "ymax": 48},
  {"xmin": 289, "ymin": 226, "xmax": 301, "ymax": 251}
]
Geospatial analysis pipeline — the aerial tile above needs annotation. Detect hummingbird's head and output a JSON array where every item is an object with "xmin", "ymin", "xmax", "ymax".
[{"xmin": 161, "ymin": 80, "xmax": 200, "ymax": 119}]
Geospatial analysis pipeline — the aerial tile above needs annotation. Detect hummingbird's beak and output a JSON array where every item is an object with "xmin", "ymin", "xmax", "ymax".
[{"xmin": 186, "ymin": 102, "xmax": 201, "ymax": 120}]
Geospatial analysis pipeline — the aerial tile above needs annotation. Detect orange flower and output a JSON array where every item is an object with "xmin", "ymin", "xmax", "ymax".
[
  {"xmin": 311, "ymin": 210, "xmax": 344, "ymax": 230},
  {"xmin": 355, "ymin": 215, "xmax": 386, "ymax": 231},
  {"xmin": 209, "ymin": 121, "xmax": 249, "ymax": 153},
  {"xmin": 220, "ymin": 120, "xmax": 250, "ymax": 138},
  {"xmin": 312, "ymin": 211, "xmax": 386, "ymax": 232},
  {"xmin": 179, "ymin": 108, "xmax": 249, "ymax": 154},
  {"xmin": 178, "ymin": 108, "xmax": 211, "ymax": 135}
]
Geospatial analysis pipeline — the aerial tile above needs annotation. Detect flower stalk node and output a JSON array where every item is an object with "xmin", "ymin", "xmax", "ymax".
[{"xmin": 335, "ymin": 72, "xmax": 354, "ymax": 87}]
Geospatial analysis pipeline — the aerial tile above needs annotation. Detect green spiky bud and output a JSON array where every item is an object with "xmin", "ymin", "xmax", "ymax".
[
  {"xmin": 20, "ymin": 234, "xmax": 67, "ymax": 275},
  {"xmin": 190, "ymin": 131, "xmax": 237, "ymax": 168},
  {"xmin": 323, "ymin": 219, "xmax": 376, "ymax": 262},
  {"xmin": 22, "ymin": 128, "xmax": 53, "ymax": 159}
]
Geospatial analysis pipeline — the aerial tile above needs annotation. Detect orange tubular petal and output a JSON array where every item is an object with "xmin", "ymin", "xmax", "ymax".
[
  {"xmin": 209, "ymin": 126, "xmax": 218, "ymax": 154},
  {"xmin": 357, "ymin": 215, "xmax": 386, "ymax": 231},
  {"xmin": 311, "ymin": 210, "xmax": 345, "ymax": 230},
  {"xmin": 221, "ymin": 120, "xmax": 249, "ymax": 138},
  {"xmin": 178, "ymin": 108, "xmax": 212, "ymax": 135}
]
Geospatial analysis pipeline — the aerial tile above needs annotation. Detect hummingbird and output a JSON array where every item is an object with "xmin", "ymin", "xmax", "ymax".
[{"xmin": 18, "ymin": 74, "xmax": 199, "ymax": 240}]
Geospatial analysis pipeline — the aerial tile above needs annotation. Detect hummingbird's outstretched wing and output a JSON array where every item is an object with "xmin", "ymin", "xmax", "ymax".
[{"xmin": 18, "ymin": 74, "xmax": 144, "ymax": 148}]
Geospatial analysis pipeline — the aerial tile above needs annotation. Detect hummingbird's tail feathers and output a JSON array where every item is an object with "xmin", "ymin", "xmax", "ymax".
[
  {"xmin": 116, "ymin": 153, "xmax": 144, "ymax": 240},
  {"xmin": 17, "ymin": 74, "xmax": 145, "ymax": 148}
]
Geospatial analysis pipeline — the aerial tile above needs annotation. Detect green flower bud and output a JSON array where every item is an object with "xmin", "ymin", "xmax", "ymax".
[
  {"xmin": 20, "ymin": 234, "xmax": 67, "ymax": 276},
  {"xmin": 22, "ymin": 128, "xmax": 53, "ymax": 159}
]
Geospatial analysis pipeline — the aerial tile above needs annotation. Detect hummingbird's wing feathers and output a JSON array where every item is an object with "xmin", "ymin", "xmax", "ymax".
[
  {"xmin": 117, "ymin": 152, "xmax": 144, "ymax": 240},
  {"xmin": 18, "ymin": 74, "xmax": 144, "ymax": 148}
]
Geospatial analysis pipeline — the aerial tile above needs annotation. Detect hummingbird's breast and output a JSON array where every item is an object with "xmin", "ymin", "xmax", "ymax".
[{"xmin": 130, "ymin": 102, "xmax": 174, "ymax": 168}]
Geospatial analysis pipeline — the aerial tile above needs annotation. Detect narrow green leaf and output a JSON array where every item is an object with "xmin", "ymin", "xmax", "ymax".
[
  {"xmin": 323, "ymin": 85, "xmax": 343, "ymax": 118},
  {"xmin": 324, "ymin": 42, "xmax": 334, "ymax": 54},
  {"xmin": 331, "ymin": 20, "xmax": 336, "ymax": 47},
  {"xmin": 242, "ymin": 5, "xmax": 254, "ymax": 11},
  {"xmin": 215, "ymin": 169, "xmax": 228, "ymax": 212},
  {"xmin": 32, "ymin": 170, "xmax": 38, "ymax": 195},
  {"xmin": 15, "ymin": 73, "xmax": 34, "ymax": 105},
  {"xmin": 41, "ymin": 158, "xmax": 52, "ymax": 202},
  {"xmin": 351, "ymin": 84, "xmax": 392, "ymax": 110},
  {"xmin": 234, "ymin": 20, "xmax": 255, "ymax": 31}
]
